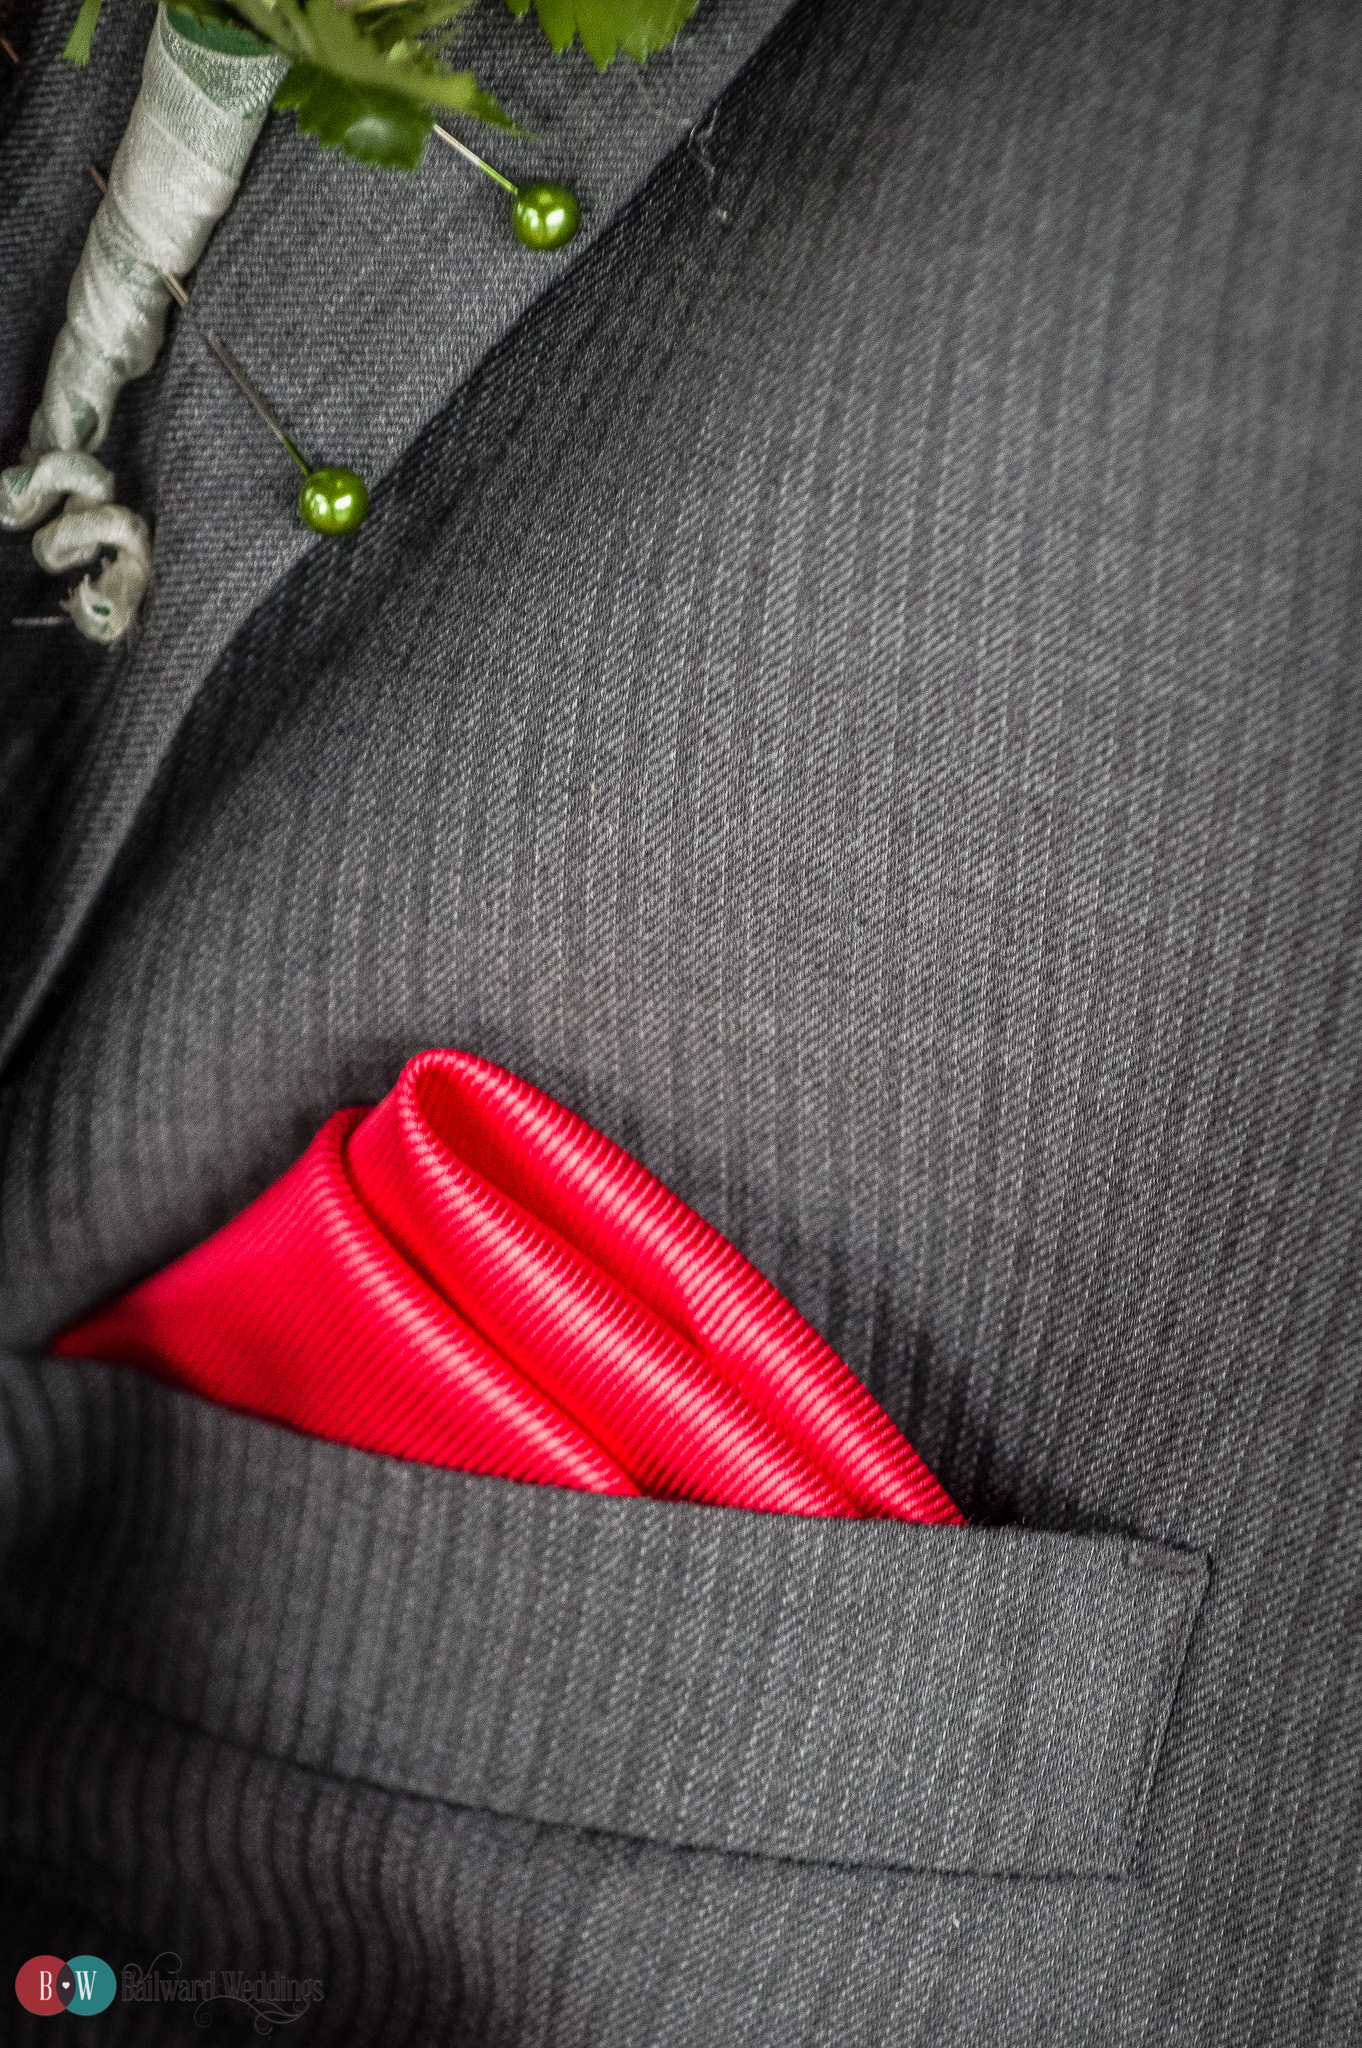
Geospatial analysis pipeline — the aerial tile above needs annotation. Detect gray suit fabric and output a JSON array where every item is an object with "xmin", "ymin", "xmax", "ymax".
[
  {"xmin": 0, "ymin": 1362, "xmax": 1207, "ymax": 1881},
  {"xmin": 2, "ymin": 0, "xmax": 1361, "ymax": 2041},
  {"xmin": 0, "ymin": 0, "xmax": 792, "ymax": 1058}
]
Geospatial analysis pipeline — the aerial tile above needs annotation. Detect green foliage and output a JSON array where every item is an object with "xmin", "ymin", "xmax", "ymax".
[
  {"xmin": 64, "ymin": 0, "xmax": 496, "ymax": 168},
  {"xmin": 503, "ymin": 0, "xmax": 701, "ymax": 69},
  {"xmin": 65, "ymin": 0, "xmax": 707, "ymax": 169},
  {"xmin": 62, "ymin": 0, "xmax": 105, "ymax": 63},
  {"xmin": 274, "ymin": 63, "xmax": 434, "ymax": 167},
  {"xmin": 352, "ymin": 0, "xmax": 482, "ymax": 56},
  {"xmin": 249, "ymin": 0, "xmax": 516, "ymax": 168},
  {"xmin": 235, "ymin": 0, "xmax": 512, "ymax": 168},
  {"xmin": 234, "ymin": 0, "xmax": 491, "ymax": 103}
]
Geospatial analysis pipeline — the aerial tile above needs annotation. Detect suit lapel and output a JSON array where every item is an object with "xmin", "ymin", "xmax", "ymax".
[{"xmin": 0, "ymin": 0, "xmax": 795, "ymax": 1070}]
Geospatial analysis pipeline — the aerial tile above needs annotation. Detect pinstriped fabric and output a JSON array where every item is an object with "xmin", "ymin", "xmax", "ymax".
[
  {"xmin": 0, "ymin": 1662, "xmax": 1130, "ymax": 2047},
  {"xmin": 0, "ymin": 1357, "xmax": 1203, "ymax": 1876},
  {"xmin": 1, "ymin": 0, "xmax": 1361, "ymax": 2041},
  {"xmin": 0, "ymin": 0, "xmax": 795, "ymax": 1065}
]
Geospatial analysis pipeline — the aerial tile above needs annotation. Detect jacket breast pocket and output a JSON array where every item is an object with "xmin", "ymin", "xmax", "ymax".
[
  {"xmin": 0, "ymin": 1357, "xmax": 1205, "ymax": 1879},
  {"xmin": 372, "ymin": 1476, "xmax": 1206, "ymax": 1878}
]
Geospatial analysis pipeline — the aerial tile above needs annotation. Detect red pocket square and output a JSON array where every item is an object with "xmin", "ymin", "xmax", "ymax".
[{"xmin": 54, "ymin": 1050, "xmax": 961, "ymax": 1523}]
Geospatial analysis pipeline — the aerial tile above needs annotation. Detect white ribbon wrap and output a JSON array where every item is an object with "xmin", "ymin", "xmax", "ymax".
[{"xmin": 1, "ymin": 10, "xmax": 287, "ymax": 641}]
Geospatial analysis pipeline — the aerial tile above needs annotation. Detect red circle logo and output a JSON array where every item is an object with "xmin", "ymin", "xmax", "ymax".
[{"xmin": 14, "ymin": 1956, "xmax": 70, "ymax": 2016}]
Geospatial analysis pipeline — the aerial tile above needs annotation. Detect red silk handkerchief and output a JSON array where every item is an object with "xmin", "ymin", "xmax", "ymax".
[{"xmin": 54, "ymin": 1050, "xmax": 961, "ymax": 1524}]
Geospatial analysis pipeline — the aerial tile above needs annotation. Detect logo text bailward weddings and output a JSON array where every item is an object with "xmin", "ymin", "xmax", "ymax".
[
  {"xmin": 16, "ymin": 1951, "xmax": 323, "ymax": 2028},
  {"xmin": 121, "ymin": 1954, "xmax": 324, "ymax": 2027}
]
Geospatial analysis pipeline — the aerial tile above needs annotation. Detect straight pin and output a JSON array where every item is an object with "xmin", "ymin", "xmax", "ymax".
[
  {"xmin": 87, "ymin": 163, "xmax": 368, "ymax": 534},
  {"xmin": 431, "ymin": 124, "xmax": 580, "ymax": 251},
  {"xmin": 71, "ymin": 106, "xmax": 585, "ymax": 552},
  {"xmin": 202, "ymin": 330, "xmax": 311, "ymax": 478},
  {"xmin": 432, "ymin": 123, "xmax": 517, "ymax": 196}
]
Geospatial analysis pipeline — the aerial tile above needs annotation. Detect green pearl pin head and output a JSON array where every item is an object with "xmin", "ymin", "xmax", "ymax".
[
  {"xmin": 202, "ymin": 332, "xmax": 370, "ymax": 538},
  {"xmin": 511, "ymin": 181, "xmax": 581, "ymax": 252},
  {"xmin": 299, "ymin": 465, "xmax": 370, "ymax": 535},
  {"xmin": 431, "ymin": 130, "xmax": 580, "ymax": 253}
]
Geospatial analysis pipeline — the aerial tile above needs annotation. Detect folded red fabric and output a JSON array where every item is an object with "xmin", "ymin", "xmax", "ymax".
[{"xmin": 54, "ymin": 1050, "xmax": 961, "ymax": 1523}]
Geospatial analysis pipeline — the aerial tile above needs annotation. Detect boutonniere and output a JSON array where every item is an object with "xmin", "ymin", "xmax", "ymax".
[{"xmin": 2, "ymin": 0, "xmax": 701, "ymax": 640}]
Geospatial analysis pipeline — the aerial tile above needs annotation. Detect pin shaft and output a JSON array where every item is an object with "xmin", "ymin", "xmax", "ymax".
[
  {"xmin": 204, "ymin": 333, "xmax": 312, "ymax": 476},
  {"xmin": 88, "ymin": 166, "xmax": 306, "ymax": 468},
  {"xmin": 432, "ymin": 124, "xmax": 518, "ymax": 197}
]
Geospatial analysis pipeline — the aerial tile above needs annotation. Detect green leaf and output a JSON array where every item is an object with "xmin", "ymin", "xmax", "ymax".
[
  {"xmin": 233, "ymin": 0, "xmax": 508, "ymax": 116},
  {"xmin": 352, "ymin": 0, "xmax": 479, "ymax": 60},
  {"xmin": 62, "ymin": 0, "xmax": 105, "ymax": 64},
  {"xmin": 349, "ymin": 0, "xmax": 474, "ymax": 26},
  {"xmin": 525, "ymin": 0, "xmax": 576, "ymax": 57},
  {"xmin": 504, "ymin": 0, "xmax": 701, "ymax": 69},
  {"xmin": 275, "ymin": 62, "xmax": 432, "ymax": 167}
]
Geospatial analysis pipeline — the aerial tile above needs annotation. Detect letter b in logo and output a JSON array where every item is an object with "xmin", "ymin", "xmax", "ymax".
[
  {"xmin": 14, "ymin": 1958, "xmax": 65, "ymax": 2016},
  {"xmin": 15, "ymin": 1956, "xmax": 116, "ymax": 2017}
]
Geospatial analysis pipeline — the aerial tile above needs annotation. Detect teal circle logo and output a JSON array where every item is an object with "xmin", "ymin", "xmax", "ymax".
[{"xmin": 65, "ymin": 1959, "xmax": 116, "ymax": 2016}]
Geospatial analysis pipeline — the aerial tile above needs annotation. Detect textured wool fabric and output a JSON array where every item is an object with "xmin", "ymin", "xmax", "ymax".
[
  {"xmin": 55, "ymin": 1047, "xmax": 961, "ymax": 1518},
  {"xmin": 2, "ymin": 0, "xmax": 1362, "ymax": 2042},
  {"xmin": 0, "ymin": 0, "xmax": 794, "ymax": 1059},
  {"xmin": 0, "ymin": 1359, "xmax": 1203, "ymax": 1878}
]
